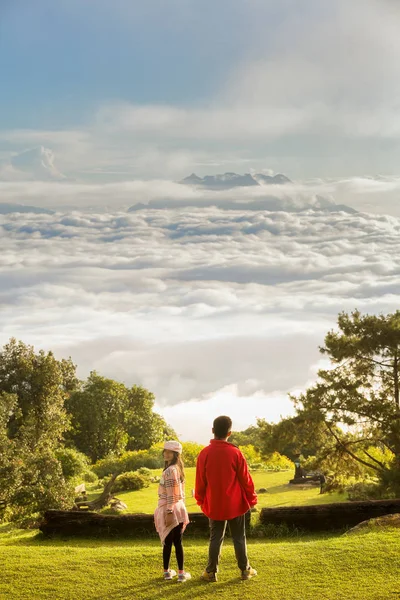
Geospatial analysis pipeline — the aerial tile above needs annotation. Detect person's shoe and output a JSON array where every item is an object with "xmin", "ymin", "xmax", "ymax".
[
  {"xmin": 177, "ymin": 571, "xmax": 191, "ymax": 583},
  {"xmin": 163, "ymin": 569, "xmax": 177, "ymax": 580},
  {"xmin": 241, "ymin": 567, "xmax": 258, "ymax": 580},
  {"xmin": 200, "ymin": 570, "xmax": 217, "ymax": 582}
]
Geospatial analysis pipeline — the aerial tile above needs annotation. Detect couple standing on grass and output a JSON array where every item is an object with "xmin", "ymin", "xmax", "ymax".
[{"xmin": 154, "ymin": 415, "xmax": 258, "ymax": 583}]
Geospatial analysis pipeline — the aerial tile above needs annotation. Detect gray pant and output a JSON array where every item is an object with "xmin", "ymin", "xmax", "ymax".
[{"xmin": 206, "ymin": 514, "xmax": 250, "ymax": 573}]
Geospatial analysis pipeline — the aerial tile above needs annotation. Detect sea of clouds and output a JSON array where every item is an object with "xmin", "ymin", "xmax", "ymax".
[{"xmin": 1, "ymin": 181, "xmax": 400, "ymax": 441}]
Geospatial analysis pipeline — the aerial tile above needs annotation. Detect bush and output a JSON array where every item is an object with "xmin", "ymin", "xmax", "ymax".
[
  {"xmin": 135, "ymin": 467, "xmax": 152, "ymax": 483},
  {"xmin": 239, "ymin": 445, "xmax": 262, "ymax": 464},
  {"xmin": 346, "ymin": 480, "xmax": 394, "ymax": 501},
  {"xmin": 93, "ymin": 445, "xmax": 165, "ymax": 479},
  {"xmin": 263, "ymin": 452, "xmax": 293, "ymax": 470},
  {"xmin": 181, "ymin": 442, "xmax": 204, "ymax": 467},
  {"xmin": 250, "ymin": 521, "xmax": 301, "ymax": 539},
  {"xmin": 113, "ymin": 471, "xmax": 149, "ymax": 493},
  {"xmin": 55, "ymin": 448, "xmax": 90, "ymax": 480},
  {"xmin": 8, "ymin": 449, "xmax": 75, "ymax": 522},
  {"xmin": 82, "ymin": 470, "xmax": 98, "ymax": 483}
]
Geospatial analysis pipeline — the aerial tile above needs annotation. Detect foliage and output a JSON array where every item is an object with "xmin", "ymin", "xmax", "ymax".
[
  {"xmin": 256, "ymin": 415, "xmax": 333, "ymax": 461},
  {"xmin": 82, "ymin": 470, "xmax": 98, "ymax": 483},
  {"xmin": 239, "ymin": 444, "xmax": 261, "ymax": 464},
  {"xmin": 0, "ymin": 338, "xmax": 77, "ymax": 449},
  {"xmin": 66, "ymin": 374, "xmax": 175, "ymax": 462},
  {"xmin": 55, "ymin": 447, "xmax": 90, "ymax": 480},
  {"xmin": 293, "ymin": 310, "xmax": 400, "ymax": 495},
  {"xmin": 136, "ymin": 467, "xmax": 153, "ymax": 479},
  {"xmin": 181, "ymin": 441, "xmax": 204, "ymax": 466},
  {"xmin": 113, "ymin": 471, "xmax": 149, "ymax": 493},
  {"xmin": 0, "ymin": 340, "xmax": 76, "ymax": 521},
  {"xmin": 263, "ymin": 451, "xmax": 293, "ymax": 470},
  {"xmin": 229, "ymin": 425, "xmax": 264, "ymax": 450},
  {"xmin": 125, "ymin": 390, "xmax": 176, "ymax": 451},
  {"xmin": 92, "ymin": 445, "xmax": 165, "ymax": 478},
  {"xmin": 66, "ymin": 372, "xmax": 130, "ymax": 462},
  {"xmin": 345, "ymin": 481, "xmax": 387, "ymax": 501},
  {"xmin": 6, "ymin": 448, "xmax": 75, "ymax": 521}
]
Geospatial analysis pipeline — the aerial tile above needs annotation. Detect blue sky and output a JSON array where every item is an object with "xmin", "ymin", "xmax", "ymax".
[
  {"xmin": 1, "ymin": 0, "xmax": 400, "ymax": 180},
  {"xmin": 1, "ymin": 0, "xmax": 296, "ymax": 127},
  {"xmin": 2, "ymin": 1, "xmax": 400, "ymax": 440}
]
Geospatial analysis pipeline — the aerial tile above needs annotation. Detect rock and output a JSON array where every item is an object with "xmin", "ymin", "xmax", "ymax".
[
  {"xmin": 345, "ymin": 513, "xmax": 400, "ymax": 534},
  {"xmin": 258, "ymin": 488, "xmax": 268, "ymax": 493}
]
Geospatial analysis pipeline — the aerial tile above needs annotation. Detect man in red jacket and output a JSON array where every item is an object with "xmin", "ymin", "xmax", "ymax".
[{"xmin": 195, "ymin": 415, "xmax": 258, "ymax": 582}]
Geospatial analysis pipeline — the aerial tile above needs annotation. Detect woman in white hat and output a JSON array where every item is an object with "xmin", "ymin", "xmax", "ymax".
[{"xmin": 154, "ymin": 440, "xmax": 191, "ymax": 583}]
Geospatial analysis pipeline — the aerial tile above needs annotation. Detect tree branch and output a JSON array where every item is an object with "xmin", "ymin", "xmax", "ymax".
[
  {"xmin": 324, "ymin": 423, "xmax": 383, "ymax": 473},
  {"xmin": 361, "ymin": 449, "xmax": 386, "ymax": 470}
]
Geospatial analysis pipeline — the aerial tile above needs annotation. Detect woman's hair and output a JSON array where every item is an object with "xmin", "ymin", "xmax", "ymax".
[{"xmin": 163, "ymin": 450, "xmax": 185, "ymax": 482}]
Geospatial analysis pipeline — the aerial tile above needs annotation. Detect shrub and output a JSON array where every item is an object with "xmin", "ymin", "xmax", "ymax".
[
  {"xmin": 250, "ymin": 521, "xmax": 301, "ymax": 539},
  {"xmin": 93, "ymin": 445, "xmax": 164, "ymax": 478},
  {"xmin": 113, "ymin": 471, "xmax": 149, "ymax": 493},
  {"xmin": 239, "ymin": 445, "xmax": 262, "ymax": 464},
  {"xmin": 263, "ymin": 452, "xmax": 293, "ymax": 470},
  {"xmin": 8, "ymin": 449, "xmax": 75, "ymax": 521},
  {"xmin": 346, "ymin": 480, "xmax": 394, "ymax": 501},
  {"xmin": 55, "ymin": 448, "xmax": 90, "ymax": 480},
  {"xmin": 181, "ymin": 442, "xmax": 204, "ymax": 467},
  {"xmin": 135, "ymin": 467, "xmax": 153, "ymax": 484},
  {"xmin": 82, "ymin": 470, "xmax": 98, "ymax": 483}
]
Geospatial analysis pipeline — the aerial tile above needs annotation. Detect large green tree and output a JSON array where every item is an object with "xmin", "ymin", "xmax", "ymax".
[
  {"xmin": 293, "ymin": 310, "xmax": 400, "ymax": 491},
  {"xmin": 0, "ymin": 340, "xmax": 77, "ymax": 519},
  {"xmin": 66, "ymin": 372, "xmax": 130, "ymax": 462},
  {"xmin": 256, "ymin": 414, "xmax": 333, "ymax": 462},
  {"xmin": 66, "ymin": 374, "xmax": 173, "ymax": 461},
  {"xmin": 0, "ymin": 338, "xmax": 77, "ymax": 449}
]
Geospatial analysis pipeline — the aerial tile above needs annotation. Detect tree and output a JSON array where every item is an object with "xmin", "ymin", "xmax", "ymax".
[
  {"xmin": 66, "ymin": 372, "xmax": 130, "ymax": 462},
  {"xmin": 257, "ymin": 414, "xmax": 333, "ymax": 461},
  {"xmin": 66, "ymin": 375, "xmax": 174, "ymax": 461},
  {"xmin": 293, "ymin": 310, "xmax": 400, "ymax": 492},
  {"xmin": 0, "ymin": 337, "xmax": 77, "ymax": 520},
  {"xmin": 181, "ymin": 442, "xmax": 204, "ymax": 467},
  {"xmin": 229, "ymin": 425, "xmax": 264, "ymax": 450},
  {"xmin": 125, "ymin": 387, "xmax": 174, "ymax": 451},
  {"xmin": 0, "ymin": 338, "xmax": 77, "ymax": 449}
]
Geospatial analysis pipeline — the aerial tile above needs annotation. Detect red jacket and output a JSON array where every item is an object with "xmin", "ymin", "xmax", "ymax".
[{"xmin": 195, "ymin": 439, "xmax": 257, "ymax": 521}]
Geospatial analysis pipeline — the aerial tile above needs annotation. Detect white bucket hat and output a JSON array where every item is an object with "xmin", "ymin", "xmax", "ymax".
[{"xmin": 163, "ymin": 440, "xmax": 182, "ymax": 454}]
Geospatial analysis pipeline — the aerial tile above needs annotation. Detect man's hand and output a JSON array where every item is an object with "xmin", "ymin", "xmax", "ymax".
[{"xmin": 165, "ymin": 511, "xmax": 174, "ymax": 527}]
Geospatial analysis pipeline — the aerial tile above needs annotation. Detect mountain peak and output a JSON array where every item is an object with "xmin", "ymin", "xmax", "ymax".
[{"xmin": 180, "ymin": 171, "xmax": 291, "ymax": 190}]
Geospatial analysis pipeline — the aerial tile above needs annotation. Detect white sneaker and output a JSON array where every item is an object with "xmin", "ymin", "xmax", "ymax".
[
  {"xmin": 163, "ymin": 569, "xmax": 177, "ymax": 580},
  {"xmin": 177, "ymin": 571, "xmax": 191, "ymax": 583}
]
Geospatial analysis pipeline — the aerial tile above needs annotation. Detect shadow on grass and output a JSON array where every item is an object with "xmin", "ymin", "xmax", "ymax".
[{"xmin": 94, "ymin": 574, "xmax": 252, "ymax": 600}]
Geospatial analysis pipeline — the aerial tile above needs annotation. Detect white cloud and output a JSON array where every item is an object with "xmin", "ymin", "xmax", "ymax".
[{"xmin": 1, "ymin": 193, "xmax": 400, "ymax": 438}]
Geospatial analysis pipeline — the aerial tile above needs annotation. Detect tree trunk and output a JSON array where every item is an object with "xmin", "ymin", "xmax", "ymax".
[
  {"xmin": 74, "ymin": 473, "xmax": 118, "ymax": 511},
  {"xmin": 394, "ymin": 353, "xmax": 399, "ymax": 409}
]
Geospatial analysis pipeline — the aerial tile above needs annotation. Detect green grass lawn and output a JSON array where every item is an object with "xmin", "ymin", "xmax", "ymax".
[
  {"xmin": 0, "ymin": 524, "xmax": 399, "ymax": 600},
  {"xmin": 88, "ymin": 468, "xmax": 347, "ymax": 514}
]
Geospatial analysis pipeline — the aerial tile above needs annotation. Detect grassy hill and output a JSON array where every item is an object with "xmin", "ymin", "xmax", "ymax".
[
  {"xmin": 0, "ymin": 524, "xmax": 399, "ymax": 599},
  {"xmin": 88, "ymin": 468, "xmax": 347, "ymax": 514}
]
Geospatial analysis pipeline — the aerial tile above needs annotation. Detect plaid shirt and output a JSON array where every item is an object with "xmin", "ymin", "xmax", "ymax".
[{"xmin": 158, "ymin": 465, "xmax": 185, "ymax": 510}]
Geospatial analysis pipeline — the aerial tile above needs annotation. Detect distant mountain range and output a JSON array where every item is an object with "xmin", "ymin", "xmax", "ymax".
[{"xmin": 180, "ymin": 172, "xmax": 291, "ymax": 189}]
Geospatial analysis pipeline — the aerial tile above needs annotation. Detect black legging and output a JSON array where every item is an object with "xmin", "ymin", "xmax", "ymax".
[{"xmin": 163, "ymin": 523, "xmax": 184, "ymax": 571}]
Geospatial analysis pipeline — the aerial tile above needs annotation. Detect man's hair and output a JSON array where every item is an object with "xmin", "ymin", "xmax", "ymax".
[{"xmin": 213, "ymin": 415, "xmax": 232, "ymax": 439}]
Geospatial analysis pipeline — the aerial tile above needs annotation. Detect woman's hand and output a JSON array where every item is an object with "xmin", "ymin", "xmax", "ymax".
[{"xmin": 165, "ymin": 511, "xmax": 174, "ymax": 527}]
